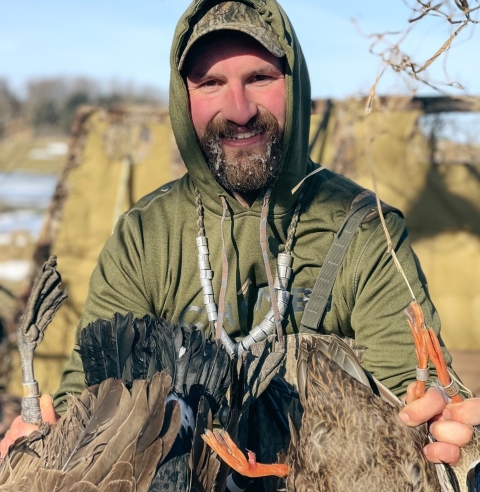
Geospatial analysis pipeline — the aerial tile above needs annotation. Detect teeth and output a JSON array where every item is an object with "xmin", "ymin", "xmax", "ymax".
[{"xmin": 228, "ymin": 131, "xmax": 260, "ymax": 140}]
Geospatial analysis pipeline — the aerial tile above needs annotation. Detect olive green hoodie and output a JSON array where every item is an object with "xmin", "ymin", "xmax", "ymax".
[{"xmin": 54, "ymin": 0, "xmax": 453, "ymax": 411}]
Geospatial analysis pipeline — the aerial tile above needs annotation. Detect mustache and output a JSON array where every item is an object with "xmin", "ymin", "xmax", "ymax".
[{"xmin": 203, "ymin": 110, "xmax": 281, "ymax": 141}]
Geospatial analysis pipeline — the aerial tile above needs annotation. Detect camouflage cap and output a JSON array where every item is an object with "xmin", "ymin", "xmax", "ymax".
[{"xmin": 178, "ymin": 1, "xmax": 285, "ymax": 70}]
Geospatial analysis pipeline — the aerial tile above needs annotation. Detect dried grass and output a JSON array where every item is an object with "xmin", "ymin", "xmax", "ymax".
[{"xmin": 360, "ymin": 1, "xmax": 479, "ymax": 300}]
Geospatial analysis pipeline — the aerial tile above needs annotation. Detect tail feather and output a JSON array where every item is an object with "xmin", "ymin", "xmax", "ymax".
[
  {"xmin": 0, "ymin": 372, "xmax": 178, "ymax": 491},
  {"xmin": 189, "ymin": 397, "xmax": 221, "ymax": 492},
  {"xmin": 79, "ymin": 314, "xmax": 232, "ymax": 415}
]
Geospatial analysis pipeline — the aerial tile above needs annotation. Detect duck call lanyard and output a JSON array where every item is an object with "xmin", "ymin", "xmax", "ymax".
[{"xmin": 194, "ymin": 187, "xmax": 303, "ymax": 356}]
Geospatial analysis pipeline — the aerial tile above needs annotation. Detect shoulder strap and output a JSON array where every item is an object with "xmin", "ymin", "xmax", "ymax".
[{"xmin": 300, "ymin": 191, "xmax": 378, "ymax": 331}]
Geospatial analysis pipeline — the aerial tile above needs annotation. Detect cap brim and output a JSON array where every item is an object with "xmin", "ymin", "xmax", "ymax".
[{"xmin": 178, "ymin": 24, "xmax": 285, "ymax": 71}]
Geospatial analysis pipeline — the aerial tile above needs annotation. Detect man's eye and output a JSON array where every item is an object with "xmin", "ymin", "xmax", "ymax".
[
  {"xmin": 251, "ymin": 75, "xmax": 272, "ymax": 84},
  {"xmin": 201, "ymin": 80, "xmax": 219, "ymax": 88}
]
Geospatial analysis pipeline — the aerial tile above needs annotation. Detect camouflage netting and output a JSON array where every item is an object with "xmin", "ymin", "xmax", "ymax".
[{"xmin": 7, "ymin": 97, "xmax": 480, "ymax": 395}]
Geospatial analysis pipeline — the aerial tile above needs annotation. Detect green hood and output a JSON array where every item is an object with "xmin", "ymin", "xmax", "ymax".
[{"xmin": 169, "ymin": 0, "xmax": 312, "ymax": 216}]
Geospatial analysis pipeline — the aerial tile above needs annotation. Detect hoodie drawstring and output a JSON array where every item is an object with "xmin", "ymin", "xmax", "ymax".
[
  {"xmin": 215, "ymin": 196, "xmax": 230, "ymax": 342},
  {"xmin": 259, "ymin": 189, "xmax": 284, "ymax": 348}
]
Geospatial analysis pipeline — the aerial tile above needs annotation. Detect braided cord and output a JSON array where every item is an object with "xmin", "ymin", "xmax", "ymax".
[
  {"xmin": 285, "ymin": 190, "xmax": 304, "ymax": 254},
  {"xmin": 194, "ymin": 188, "xmax": 205, "ymax": 237}
]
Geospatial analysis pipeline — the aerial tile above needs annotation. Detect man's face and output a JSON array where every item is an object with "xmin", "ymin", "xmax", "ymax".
[{"xmin": 185, "ymin": 33, "xmax": 286, "ymax": 194}]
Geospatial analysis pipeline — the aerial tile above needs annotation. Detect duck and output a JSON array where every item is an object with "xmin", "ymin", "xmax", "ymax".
[{"xmin": 203, "ymin": 302, "xmax": 480, "ymax": 492}]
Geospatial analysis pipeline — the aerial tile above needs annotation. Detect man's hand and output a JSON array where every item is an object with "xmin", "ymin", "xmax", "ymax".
[
  {"xmin": 0, "ymin": 394, "xmax": 59, "ymax": 459},
  {"xmin": 399, "ymin": 383, "xmax": 478, "ymax": 465}
]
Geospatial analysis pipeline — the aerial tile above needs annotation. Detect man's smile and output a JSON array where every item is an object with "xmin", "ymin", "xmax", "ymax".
[{"xmin": 222, "ymin": 131, "xmax": 264, "ymax": 147}]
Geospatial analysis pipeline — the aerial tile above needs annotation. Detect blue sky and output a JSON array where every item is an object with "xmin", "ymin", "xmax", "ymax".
[{"xmin": 1, "ymin": 0, "xmax": 479, "ymax": 99}]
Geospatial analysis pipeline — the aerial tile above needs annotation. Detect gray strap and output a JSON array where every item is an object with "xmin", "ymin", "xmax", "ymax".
[{"xmin": 301, "ymin": 191, "xmax": 378, "ymax": 331}]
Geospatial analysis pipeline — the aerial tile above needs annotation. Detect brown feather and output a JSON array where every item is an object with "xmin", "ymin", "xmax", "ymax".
[
  {"xmin": 286, "ymin": 339, "xmax": 445, "ymax": 492},
  {"xmin": 70, "ymin": 482, "xmax": 99, "ymax": 492},
  {"xmin": 190, "ymin": 397, "xmax": 220, "ymax": 492},
  {"xmin": 99, "ymin": 480, "xmax": 134, "ymax": 492},
  {"xmin": 0, "ymin": 371, "xmax": 179, "ymax": 491}
]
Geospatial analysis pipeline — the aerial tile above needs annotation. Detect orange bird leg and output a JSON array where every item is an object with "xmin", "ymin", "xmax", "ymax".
[
  {"xmin": 404, "ymin": 301, "xmax": 429, "ymax": 400},
  {"xmin": 425, "ymin": 328, "xmax": 463, "ymax": 403},
  {"xmin": 201, "ymin": 430, "xmax": 290, "ymax": 478}
]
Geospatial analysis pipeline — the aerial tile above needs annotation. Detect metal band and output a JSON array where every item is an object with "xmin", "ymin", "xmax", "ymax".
[
  {"xmin": 274, "ymin": 276, "xmax": 289, "ymax": 290},
  {"xmin": 219, "ymin": 327, "xmax": 235, "ymax": 355},
  {"xmin": 22, "ymin": 381, "xmax": 40, "ymax": 398},
  {"xmin": 21, "ymin": 396, "xmax": 42, "ymax": 424},
  {"xmin": 258, "ymin": 317, "xmax": 275, "ymax": 335},
  {"xmin": 197, "ymin": 245, "xmax": 209, "ymax": 255},
  {"xmin": 198, "ymin": 260, "xmax": 211, "ymax": 270},
  {"xmin": 277, "ymin": 253, "xmax": 293, "ymax": 267},
  {"xmin": 198, "ymin": 254, "xmax": 209, "ymax": 262},
  {"xmin": 247, "ymin": 326, "xmax": 265, "ymax": 343},
  {"xmin": 237, "ymin": 327, "xmax": 265, "ymax": 353},
  {"xmin": 276, "ymin": 289, "xmax": 291, "ymax": 304},
  {"xmin": 196, "ymin": 236, "xmax": 207, "ymax": 247},
  {"xmin": 276, "ymin": 265, "xmax": 292, "ymax": 278},
  {"xmin": 207, "ymin": 310, "xmax": 218, "ymax": 322},
  {"xmin": 205, "ymin": 302, "xmax": 217, "ymax": 314},
  {"xmin": 264, "ymin": 309, "xmax": 285, "ymax": 323},
  {"xmin": 442, "ymin": 378, "xmax": 460, "ymax": 398},
  {"xmin": 199, "ymin": 269, "xmax": 213, "ymax": 279},
  {"xmin": 203, "ymin": 294, "xmax": 215, "ymax": 304},
  {"xmin": 202, "ymin": 285, "xmax": 214, "ymax": 295},
  {"xmin": 200, "ymin": 277, "xmax": 212, "ymax": 287},
  {"xmin": 416, "ymin": 366, "xmax": 430, "ymax": 382}
]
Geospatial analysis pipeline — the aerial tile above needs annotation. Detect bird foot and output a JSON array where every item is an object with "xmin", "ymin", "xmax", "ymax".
[
  {"xmin": 201, "ymin": 429, "xmax": 289, "ymax": 478},
  {"xmin": 405, "ymin": 300, "xmax": 462, "ymax": 403}
]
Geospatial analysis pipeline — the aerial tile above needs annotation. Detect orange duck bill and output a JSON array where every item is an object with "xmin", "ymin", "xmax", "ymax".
[{"xmin": 201, "ymin": 429, "xmax": 290, "ymax": 478}]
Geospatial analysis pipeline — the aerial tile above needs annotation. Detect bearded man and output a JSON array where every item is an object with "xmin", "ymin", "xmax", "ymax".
[{"xmin": 2, "ymin": 0, "xmax": 479, "ymax": 477}]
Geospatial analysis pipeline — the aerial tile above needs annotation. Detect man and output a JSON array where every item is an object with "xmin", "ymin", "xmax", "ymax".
[{"xmin": 2, "ymin": 0, "xmax": 478, "ymax": 471}]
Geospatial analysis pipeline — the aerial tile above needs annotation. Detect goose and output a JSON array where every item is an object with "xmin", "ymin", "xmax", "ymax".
[
  {"xmin": 0, "ymin": 257, "xmax": 287, "ymax": 491},
  {"xmin": 0, "ymin": 257, "xmax": 236, "ymax": 491}
]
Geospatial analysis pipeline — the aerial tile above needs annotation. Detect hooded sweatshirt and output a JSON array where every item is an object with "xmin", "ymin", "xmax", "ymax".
[{"xmin": 53, "ymin": 0, "xmax": 453, "ymax": 411}]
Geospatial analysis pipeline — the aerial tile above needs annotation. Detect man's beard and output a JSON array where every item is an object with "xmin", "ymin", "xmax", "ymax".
[{"xmin": 198, "ymin": 111, "xmax": 284, "ymax": 194}]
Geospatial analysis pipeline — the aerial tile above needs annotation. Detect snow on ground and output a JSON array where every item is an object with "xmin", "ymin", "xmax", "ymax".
[
  {"xmin": 0, "ymin": 260, "xmax": 30, "ymax": 281},
  {"xmin": 0, "ymin": 210, "xmax": 44, "ymax": 235},
  {"xmin": 0, "ymin": 173, "xmax": 56, "ymax": 209}
]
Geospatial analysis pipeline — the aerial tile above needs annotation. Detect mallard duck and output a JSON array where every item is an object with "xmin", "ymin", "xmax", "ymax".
[{"xmin": 203, "ymin": 305, "xmax": 480, "ymax": 492}]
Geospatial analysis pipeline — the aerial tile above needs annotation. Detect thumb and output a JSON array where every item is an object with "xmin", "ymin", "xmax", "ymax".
[{"xmin": 40, "ymin": 395, "xmax": 59, "ymax": 424}]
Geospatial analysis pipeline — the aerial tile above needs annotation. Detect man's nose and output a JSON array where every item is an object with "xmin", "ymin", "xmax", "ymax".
[{"xmin": 221, "ymin": 82, "xmax": 257, "ymax": 126}]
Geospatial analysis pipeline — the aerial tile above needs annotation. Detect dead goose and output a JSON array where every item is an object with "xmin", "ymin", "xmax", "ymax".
[{"xmin": 0, "ymin": 257, "xmax": 234, "ymax": 491}]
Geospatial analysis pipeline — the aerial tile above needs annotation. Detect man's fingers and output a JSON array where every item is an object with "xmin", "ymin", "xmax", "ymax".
[
  {"xmin": 8, "ymin": 416, "xmax": 38, "ymax": 441},
  {"xmin": 405, "ymin": 382, "xmax": 417, "ymax": 405},
  {"xmin": 0, "ymin": 433, "xmax": 13, "ymax": 459},
  {"xmin": 443, "ymin": 398, "xmax": 480, "ymax": 426},
  {"xmin": 40, "ymin": 394, "xmax": 59, "ymax": 424},
  {"xmin": 399, "ymin": 387, "xmax": 448, "ymax": 426},
  {"xmin": 423, "ymin": 442, "xmax": 461, "ymax": 465},
  {"xmin": 0, "ymin": 415, "xmax": 39, "ymax": 459},
  {"xmin": 429, "ymin": 420, "xmax": 473, "ymax": 447}
]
